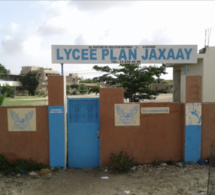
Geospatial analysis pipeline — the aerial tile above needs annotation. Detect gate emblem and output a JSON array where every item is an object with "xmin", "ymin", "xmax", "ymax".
[
  {"xmin": 7, "ymin": 108, "xmax": 36, "ymax": 131},
  {"xmin": 115, "ymin": 104, "xmax": 140, "ymax": 126}
]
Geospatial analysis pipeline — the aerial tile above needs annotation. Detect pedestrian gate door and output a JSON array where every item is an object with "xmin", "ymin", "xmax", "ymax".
[{"xmin": 67, "ymin": 98, "xmax": 100, "ymax": 168}]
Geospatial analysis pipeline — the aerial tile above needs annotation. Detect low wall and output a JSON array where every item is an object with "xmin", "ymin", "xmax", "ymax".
[
  {"xmin": 0, "ymin": 106, "xmax": 49, "ymax": 165},
  {"xmin": 1, "ymin": 87, "xmax": 215, "ymax": 168},
  {"xmin": 100, "ymin": 88, "xmax": 185, "ymax": 166}
]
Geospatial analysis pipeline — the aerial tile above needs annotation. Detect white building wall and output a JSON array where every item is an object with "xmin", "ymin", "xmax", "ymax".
[
  {"xmin": 172, "ymin": 65, "xmax": 186, "ymax": 103},
  {"xmin": 173, "ymin": 69, "xmax": 181, "ymax": 102},
  {"xmin": 0, "ymin": 81, "xmax": 22, "ymax": 87},
  {"xmin": 202, "ymin": 47, "xmax": 215, "ymax": 102},
  {"xmin": 186, "ymin": 60, "xmax": 203, "ymax": 76}
]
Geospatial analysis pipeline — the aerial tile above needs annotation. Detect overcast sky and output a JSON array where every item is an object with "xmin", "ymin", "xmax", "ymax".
[{"xmin": 1, "ymin": 1, "xmax": 215, "ymax": 80}]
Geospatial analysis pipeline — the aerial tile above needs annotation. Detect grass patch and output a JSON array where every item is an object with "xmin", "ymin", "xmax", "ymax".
[{"xmin": 2, "ymin": 96, "xmax": 48, "ymax": 106}]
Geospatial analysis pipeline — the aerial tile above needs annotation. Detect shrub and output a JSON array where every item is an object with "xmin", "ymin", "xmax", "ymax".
[
  {"xmin": 24, "ymin": 89, "xmax": 29, "ymax": 96},
  {"xmin": 72, "ymin": 91, "xmax": 78, "ymax": 95},
  {"xmin": 0, "ymin": 85, "xmax": 15, "ymax": 98},
  {"xmin": 0, "ymin": 92, "xmax": 7, "ymax": 105},
  {"xmin": 0, "ymin": 155, "xmax": 48, "ymax": 174},
  {"xmin": 109, "ymin": 151, "xmax": 135, "ymax": 172}
]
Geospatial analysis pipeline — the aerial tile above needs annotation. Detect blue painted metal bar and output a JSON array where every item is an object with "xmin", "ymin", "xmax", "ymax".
[
  {"xmin": 61, "ymin": 63, "xmax": 64, "ymax": 75},
  {"xmin": 48, "ymin": 106, "xmax": 65, "ymax": 169}
]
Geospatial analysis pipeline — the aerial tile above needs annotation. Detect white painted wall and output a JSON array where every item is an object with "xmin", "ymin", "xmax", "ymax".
[
  {"xmin": 173, "ymin": 69, "xmax": 181, "ymax": 102},
  {"xmin": 202, "ymin": 47, "xmax": 215, "ymax": 102},
  {"xmin": 172, "ymin": 65, "xmax": 187, "ymax": 103},
  {"xmin": 0, "ymin": 81, "xmax": 22, "ymax": 87},
  {"xmin": 181, "ymin": 75, "xmax": 186, "ymax": 103}
]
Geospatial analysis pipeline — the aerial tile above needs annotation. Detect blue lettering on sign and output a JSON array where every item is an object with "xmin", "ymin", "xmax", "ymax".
[
  {"xmin": 149, "ymin": 49, "xmax": 157, "ymax": 60},
  {"xmin": 102, "ymin": 49, "xmax": 109, "ymax": 60},
  {"xmin": 141, "ymin": 48, "xmax": 193, "ymax": 61},
  {"xmin": 56, "ymin": 47, "xmax": 194, "ymax": 62},
  {"xmin": 176, "ymin": 49, "xmax": 184, "ymax": 60},
  {"xmin": 103, "ymin": 49, "xmax": 137, "ymax": 61},
  {"xmin": 57, "ymin": 49, "xmax": 63, "ymax": 60},
  {"xmin": 73, "ymin": 49, "xmax": 80, "ymax": 60},
  {"xmin": 58, "ymin": 48, "xmax": 99, "ymax": 61},
  {"xmin": 90, "ymin": 49, "xmax": 97, "ymax": 60},
  {"xmin": 141, "ymin": 49, "xmax": 148, "ymax": 60},
  {"xmin": 81, "ymin": 49, "xmax": 88, "ymax": 60},
  {"xmin": 119, "ymin": 49, "xmax": 127, "ymax": 60},
  {"xmin": 129, "ymin": 49, "xmax": 137, "ymax": 60},
  {"xmin": 64, "ymin": 49, "xmax": 72, "ymax": 60},
  {"xmin": 184, "ymin": 48, "xmax": 192, "ymax": 59},
  {"xmin": 167, "ymin": 49, "xmax": 175, "ymax": 60},
  {"xmin": 158, "ymin": 49, "xmax": 166, "ymax": 60},
  {"xmin": 110, "ymin": 49, "xmax": 117, "ymax": 60}
]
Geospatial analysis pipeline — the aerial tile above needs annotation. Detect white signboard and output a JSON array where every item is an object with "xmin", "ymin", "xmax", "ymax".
[
  {"xmin": 52, "ymin": 45, "xmax": 197, "ymax": 64},
  {"xmin": 141, "ymin": 107, "xmax": 169, "ymax": 114}
]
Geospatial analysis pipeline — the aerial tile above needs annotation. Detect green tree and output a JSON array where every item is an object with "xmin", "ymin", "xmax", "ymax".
[
  {"xmin": 66, "ymin": 85, "xmax": 71, "ymax": 95},
  {"xmin": 149, "ymin": 65, "xmax": 166, "ymax": 83},
  {"xmin": 161, "ymin": 80, "xmax": 171, "ymax": 85},
  {"xmin": 80, "ymin": 78, "xmax": 96, "ymax": 83},
  {"xmin": 70, "ymin": 83, "xmax": 79, "ymax": 95},
  {"xmin": 70, "ymin": 83, "xmax": 79, "ymax": 90},
  {"xmin": 93, "ymin": 64, "xmax": 166, "ymax": 102},
  {"xmin": 78, "ymin": 84, "xmax": 88, "ymax": 95},
  {"xmin": 0, "ymin": 63, "xmax": 10, "ymax": 105},
  {"xmin": 0, "ymin": 64, "xmax": 10, "ymax": 79},
  {"xmin": 89, "ymin": 85, "xmax": 100, "ymax": 95},
  {"xmin": 21, "ymin": 72, "xmax": 39, "ymax": 95}
]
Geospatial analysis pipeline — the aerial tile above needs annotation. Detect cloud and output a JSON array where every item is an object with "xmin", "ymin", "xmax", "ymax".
[
  {"xmin": 1, "ymin": 36, "xmax": 24, "ymax": 55},
  {"xmin": 36, "ymin": 2, "xmax": 90, "ymax": 39},
  {"xmin": 74, "ymin": 34, "xmax": 87, "ymax": 45},
  {"xmin": 1, "ymin": 22, "xmax": 25, "ymax": 55},
  {"xmin": 37, "ymin": 24, "xmax": 65, "ymax": 36},
  {"xmin": 139, "ymin": 29, "xmax": 172, "ymax": 45},
  {"xmin": 23, "ymin": 36, "xmax": 42, "ymax": 56},
  {"xmin": 69, "ymin": 1, "xmax": 134, "ymax": 12}
]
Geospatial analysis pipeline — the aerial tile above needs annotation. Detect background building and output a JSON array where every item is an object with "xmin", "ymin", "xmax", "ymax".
[
  {"xmin": 167, "ymin": 46, "xmax": 215, "ymax": 103},
  {"xmin": 20, "ymin": 66, "xmax": 60, "ymax": 93},
  {"xmin": 66, "ymin": 73, "xmax": 83, "ymax": 84},
  {"xmin": 0, "ymin": 74, "xmax": 23, "ymax": 95}
]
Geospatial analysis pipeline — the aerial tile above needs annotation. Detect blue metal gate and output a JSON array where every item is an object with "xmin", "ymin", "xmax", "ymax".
[{"xmin": 67, "ymin": 98, "xmax": 100, "ymax": 168}]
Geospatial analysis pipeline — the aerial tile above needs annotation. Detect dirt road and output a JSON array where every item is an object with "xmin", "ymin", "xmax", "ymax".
[{"xmin": 0, "ymin": 164, "xmax": 208, "ymax": 195}]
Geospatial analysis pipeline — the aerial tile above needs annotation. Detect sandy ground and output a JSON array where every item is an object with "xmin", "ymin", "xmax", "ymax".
[{"xmin": 0, "ymin": 164, "xmax": 209, "ymax": 195}]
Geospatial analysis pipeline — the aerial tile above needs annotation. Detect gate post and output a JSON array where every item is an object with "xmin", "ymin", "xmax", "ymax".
[
  {"xmin": 184, "ymin": 76, "xmax": 202, "ymax": 162},
  {"xmin": 48, "ymin": 76, "xmax": 66, "ymax": 169}
]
